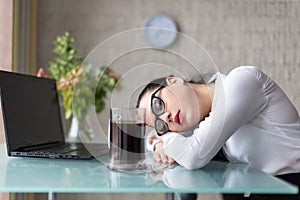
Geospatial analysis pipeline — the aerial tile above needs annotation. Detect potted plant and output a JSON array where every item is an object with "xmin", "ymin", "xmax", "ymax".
[{"xmin": 38, "ymin": 32, "xmax": 119, "ymax": 142}]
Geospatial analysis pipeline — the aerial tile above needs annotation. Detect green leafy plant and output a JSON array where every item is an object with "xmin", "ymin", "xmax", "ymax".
[
  {"xmin": 48, "ymin": 32, "xmax": 83, "ymax": 80},
  {"xmin": 45, "ymin": 32, "xmax": 118, "ymax": 120}
]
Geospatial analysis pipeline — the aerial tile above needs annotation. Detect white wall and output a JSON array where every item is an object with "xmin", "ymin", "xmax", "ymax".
[
  {"xmin": 35, "ymin": 0, "xmax": 300, "ymax": 139},
  {"xmin": 36, "ymin": 0, "xmax": 300, "ymax": 111}
]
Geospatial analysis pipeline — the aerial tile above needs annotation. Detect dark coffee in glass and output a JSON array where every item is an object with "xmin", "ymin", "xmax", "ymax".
[{"xmin": 109, "ymin": 108, "xmax": 146, "ymax": 171}]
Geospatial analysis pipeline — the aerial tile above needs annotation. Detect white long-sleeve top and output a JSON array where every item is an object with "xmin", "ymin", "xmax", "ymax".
[{"xmin": 161, "ymin": 66, "xmax": 300, "ymax": 175}]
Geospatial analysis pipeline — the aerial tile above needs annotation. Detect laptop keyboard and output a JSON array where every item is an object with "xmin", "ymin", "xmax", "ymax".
[
  {"xmin": 34, "ymin": 143, "xmax": 86, "ymax": 154},
  {"xmin": 12, "ymin": 143, "xmax": 108, "ymax": 159}
]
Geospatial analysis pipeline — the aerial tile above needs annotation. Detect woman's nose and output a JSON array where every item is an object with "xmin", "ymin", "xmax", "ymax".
[{"xmin": 159, "ymin": 112, "xmax": 172, "ymax": 123}]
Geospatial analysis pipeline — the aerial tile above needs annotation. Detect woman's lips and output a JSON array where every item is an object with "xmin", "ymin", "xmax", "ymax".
[{"xmin": 175, "ymin": 110, "xmax": 182, "ymax": 125}]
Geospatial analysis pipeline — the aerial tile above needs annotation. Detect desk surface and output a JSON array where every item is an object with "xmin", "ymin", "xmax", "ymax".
[{"xmin": 0, "ymin": 144, "xmax": 298, "ymax": 194}]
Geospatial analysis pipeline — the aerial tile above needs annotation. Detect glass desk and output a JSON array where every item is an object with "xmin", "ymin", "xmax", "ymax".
[{"xmin": 0, "ymin": 144, "xmax": 298, "ymax": 198}]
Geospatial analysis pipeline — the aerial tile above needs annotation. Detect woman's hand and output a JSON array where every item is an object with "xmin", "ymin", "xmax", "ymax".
[{"xmin": 148, "ymin": 132, "xmax": 175, "ymax": 164}]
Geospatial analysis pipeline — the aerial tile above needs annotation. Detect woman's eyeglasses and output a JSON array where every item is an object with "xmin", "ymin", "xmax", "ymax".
[{"xmin": 151, "ymin": 86, "xmax": 169, "ymax": 136}]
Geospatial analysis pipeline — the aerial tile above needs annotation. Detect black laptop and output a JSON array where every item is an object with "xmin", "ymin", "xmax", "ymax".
[{"xmin": 0, "ymin": 70, "xmax": 108, "ymax": 159}]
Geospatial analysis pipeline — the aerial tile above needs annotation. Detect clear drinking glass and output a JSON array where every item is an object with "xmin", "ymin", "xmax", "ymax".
[{"xmin": 108, "ymin": 108, "xmax": 146, "ymax": 171}]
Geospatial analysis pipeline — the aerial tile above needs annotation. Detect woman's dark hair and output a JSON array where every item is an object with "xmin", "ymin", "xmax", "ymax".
[
  {"xmin": 136, "ymin": 76, "xmax": 169, "ymax": 108},
  {"xmin": 136, "ymin": 75, "xmax": 205, "ymax": 108}
]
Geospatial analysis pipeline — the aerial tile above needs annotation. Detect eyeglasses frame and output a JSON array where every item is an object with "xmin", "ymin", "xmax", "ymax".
[{"xmin": 150, "ymin": 86, "xmax": 170, "ymax": 136}]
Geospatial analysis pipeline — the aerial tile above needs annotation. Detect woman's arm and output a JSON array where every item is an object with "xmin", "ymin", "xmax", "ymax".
[
  {"xmin": 147, "ymin": 131, "xmax": 173, "ymax": 163},
  {"xmin": 163, "ymin": 66, "xmax": 268, "ymax": 169}
]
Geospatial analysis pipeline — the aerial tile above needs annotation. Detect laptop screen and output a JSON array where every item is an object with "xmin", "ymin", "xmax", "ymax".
[{"xmin": 0, "ymin": 71, "xmax": 65, "ymax": 151}]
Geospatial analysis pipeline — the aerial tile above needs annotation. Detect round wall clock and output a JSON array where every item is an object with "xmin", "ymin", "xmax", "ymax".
[{"xmin": 143, "ymin": 14, "xmax": 178, "ymax": 48}]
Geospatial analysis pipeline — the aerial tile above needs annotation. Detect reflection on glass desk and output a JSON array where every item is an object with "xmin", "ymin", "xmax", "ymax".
[{"xmin": 0, "ymin": 144, "xmax": 298, "ymax": 194}]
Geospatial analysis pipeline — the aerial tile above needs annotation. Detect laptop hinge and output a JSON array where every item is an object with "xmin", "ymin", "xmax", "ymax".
[{"xmin": 15, "ymin": 141, "xmax": 62, "ymax": 151}]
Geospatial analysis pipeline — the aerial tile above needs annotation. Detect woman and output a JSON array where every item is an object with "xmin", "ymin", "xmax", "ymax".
[{"xmin": 136, "ymin": 66, "xmax": 300, "ymax": 198}]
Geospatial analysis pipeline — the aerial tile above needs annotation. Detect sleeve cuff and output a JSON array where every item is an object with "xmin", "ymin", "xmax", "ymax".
[{"xmin": 146, "ymin": 138, "xmax": 160, "ymax": 152}]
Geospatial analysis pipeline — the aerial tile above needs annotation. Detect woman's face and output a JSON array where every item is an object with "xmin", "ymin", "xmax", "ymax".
[{"xmin": 139, "ymin": 77, "xmax": 202, "ymax": 133}]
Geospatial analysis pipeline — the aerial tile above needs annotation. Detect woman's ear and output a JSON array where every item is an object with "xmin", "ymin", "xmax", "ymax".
[{"xmin": 166, "ymin": 77, "xmax": 184, "ymax": 85}]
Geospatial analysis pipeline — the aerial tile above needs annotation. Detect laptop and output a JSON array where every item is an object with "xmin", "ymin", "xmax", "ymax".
[{"xmin": 0, "ymin": 70, "xmax": 108, "ymax": 159}]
